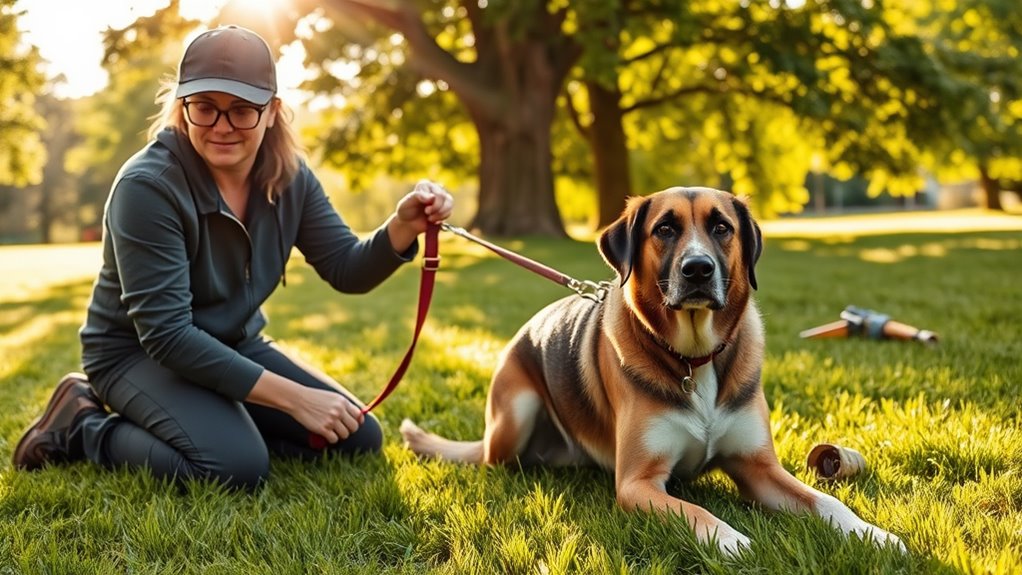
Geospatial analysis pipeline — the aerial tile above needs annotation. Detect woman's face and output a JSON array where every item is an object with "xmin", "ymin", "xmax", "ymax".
[{"xmin": 182, "ymin": 91, "xmax": 277, "ymax": 179}]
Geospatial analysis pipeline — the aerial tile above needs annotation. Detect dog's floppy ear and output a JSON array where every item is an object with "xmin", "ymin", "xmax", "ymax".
[
  {"xmin": 731, "ymin": 196, "xmax": 763, "ymax": 290},
  {"xmin": 599, "ymin": 196, "xmax": 650, "ymax": 286}
]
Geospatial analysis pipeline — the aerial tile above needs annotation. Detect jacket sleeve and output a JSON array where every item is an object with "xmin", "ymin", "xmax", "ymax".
[
  {"xmin": 294, "ymin": 170, "xmax": 418, "ymax": 293},
  {"xmin": 107, "ymin": 175, "xmax": 264, "ymax": 400}
]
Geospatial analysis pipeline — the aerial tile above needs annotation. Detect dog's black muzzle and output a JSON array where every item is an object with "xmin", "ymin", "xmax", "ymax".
[{"xmin": 663, "ymin": 253, "xmax": 726, "ymax": 310}]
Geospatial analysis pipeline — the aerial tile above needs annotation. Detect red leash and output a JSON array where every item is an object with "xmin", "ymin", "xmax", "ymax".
[
  {"xmin": 308, "ymin": 221, "xmax": 609, "ymax": 449},
  {"xmin": 359, "ymin": 222, "xmax": 441, "ymax": 413},
  {"xmin": 307, "ymin": 223, "xmax": 440, "ymax": 449}
]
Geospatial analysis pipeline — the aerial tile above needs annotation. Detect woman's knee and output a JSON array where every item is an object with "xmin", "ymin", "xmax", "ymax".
[
  {"xmin": 198, "ymin": 441, "xmax": 271, "ymax": 491},
  {"xmin": 340, "ymin": 412, "xmax": 384, "ymax": 455}
]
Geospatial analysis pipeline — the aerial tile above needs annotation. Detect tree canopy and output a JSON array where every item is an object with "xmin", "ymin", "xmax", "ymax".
[
  {"xmin": 295, "ymin": 0, "xmax": 1021, "ymax": 233},
  {"xmin": 11, "ymin": 0, "xmax": 1020, "ymax": 242},
  {"xmin": 0, "ymin": 0, "xmax": 45, "ymax": 187}
]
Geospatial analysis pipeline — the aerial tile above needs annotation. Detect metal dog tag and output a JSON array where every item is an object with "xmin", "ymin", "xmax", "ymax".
[{"xmin": 681, "ymin": 376, "xmax": 695, "ymax": 394}]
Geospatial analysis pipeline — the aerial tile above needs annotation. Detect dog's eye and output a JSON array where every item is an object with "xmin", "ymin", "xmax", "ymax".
[
  {"xmin": 654, "ymin": 224, "xmax": 676, "ymax": 239},
  {"xmin": 713, "ymin": 222, "xmax": 733, "ymax": 236}
]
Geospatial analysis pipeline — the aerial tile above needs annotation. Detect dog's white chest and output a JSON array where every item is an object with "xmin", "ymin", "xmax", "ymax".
[{"xmin": 641, "ymin": 367, "xmax": 767, "ymax": 479}]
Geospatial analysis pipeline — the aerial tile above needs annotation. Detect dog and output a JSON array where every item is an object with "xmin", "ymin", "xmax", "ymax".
[{"xmin": 400, "ymin": 186, "xmax": 904, "ymax": 555}]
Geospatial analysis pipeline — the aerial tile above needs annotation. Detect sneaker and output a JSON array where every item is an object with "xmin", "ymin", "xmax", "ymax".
[{"xmin": 12, "ymin": 373, "xmax": 104, "ymax": 470}]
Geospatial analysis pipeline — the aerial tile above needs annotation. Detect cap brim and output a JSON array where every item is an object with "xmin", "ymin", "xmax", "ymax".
[{"xmin": 176, "ymin": 78, "xmax": 274, "ymax": 106}]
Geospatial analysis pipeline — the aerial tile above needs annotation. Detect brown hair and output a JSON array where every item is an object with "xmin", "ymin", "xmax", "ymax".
[{"xmin": 147, "ymin": 78, "xmax": 302, "ymax": 203}]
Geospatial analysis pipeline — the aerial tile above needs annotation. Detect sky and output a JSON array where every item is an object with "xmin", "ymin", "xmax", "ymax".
[{"xmin": 14, "ymin": 0, "xmax": 306, "ymax": 101}]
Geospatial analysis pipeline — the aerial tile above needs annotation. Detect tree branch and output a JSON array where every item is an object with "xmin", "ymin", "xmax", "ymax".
[
  {"xmin": 324, "ymin": 0, "xmax": 500, "ymax": 116},
  {"xmin": 623, "ymin": 81, "xmax": 792, "ymax": 114},
  {"xmin": 562, "ymin": 86, "xmax": 590, "ymax": 140}
]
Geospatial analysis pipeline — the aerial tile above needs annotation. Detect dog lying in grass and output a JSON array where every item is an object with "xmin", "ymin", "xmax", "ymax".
[{"xmin": 401, "ymin": 187, "xmax": 904, "ymax": 555}]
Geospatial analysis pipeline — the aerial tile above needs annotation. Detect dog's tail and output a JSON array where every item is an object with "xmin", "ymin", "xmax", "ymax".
[{"xmin": 399, "ymin": 419, "xmax": 484, "ymax": 463}]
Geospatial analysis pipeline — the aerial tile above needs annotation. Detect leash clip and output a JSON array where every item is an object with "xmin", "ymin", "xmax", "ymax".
[{"xmin": 568, "ymin": 279, "xmax": 611, "ymax": 302}]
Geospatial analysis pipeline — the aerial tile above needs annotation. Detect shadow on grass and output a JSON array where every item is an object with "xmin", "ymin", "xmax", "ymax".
[{"xmin": 0, "ymin": 278, "xmax": 95, "ymax": 442}]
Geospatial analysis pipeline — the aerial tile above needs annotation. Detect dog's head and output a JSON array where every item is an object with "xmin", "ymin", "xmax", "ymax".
[{"xmin": 598, "ymin": 187, "xmax": 762, "ymax": 346}]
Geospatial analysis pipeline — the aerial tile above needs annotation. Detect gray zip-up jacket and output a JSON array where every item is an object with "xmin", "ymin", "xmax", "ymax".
[{"xmin": 80, "ymin": 128, "xmax": 416, "ymax": 400}]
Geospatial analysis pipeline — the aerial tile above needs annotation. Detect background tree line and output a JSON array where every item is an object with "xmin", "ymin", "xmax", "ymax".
[{"xmin": 2, "ymin": 0, "xmax": 1020, "ymax": 242}]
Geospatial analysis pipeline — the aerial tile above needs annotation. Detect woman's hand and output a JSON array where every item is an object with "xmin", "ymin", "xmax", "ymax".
[
  {"xmin": 289, "ymin": 386, "xmax": 364, "ymax": 443},
  {"xmin": 247, "ymin": 371, "xmax": 363, "ymax": 443},
  {"xmin": 387, "ymin": 179, "xmax": 454, "ymax": 252}
]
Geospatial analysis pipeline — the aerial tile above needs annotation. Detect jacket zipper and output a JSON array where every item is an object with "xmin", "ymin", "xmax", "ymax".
[{"xmin": 219, "ymin": 208, "xmax": 256, "ymax": 338}]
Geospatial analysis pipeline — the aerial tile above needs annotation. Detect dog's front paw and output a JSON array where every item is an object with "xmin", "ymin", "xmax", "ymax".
[
  {"xmin": 858, "ymin": 524, "xmax": 906, "ymax": 553},
  {"xmin": 704, "ymin": 523, "xmax": 751, "ymax": 557}
]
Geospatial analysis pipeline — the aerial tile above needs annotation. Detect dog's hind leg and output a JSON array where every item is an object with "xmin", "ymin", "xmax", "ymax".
[
  {"xmin": 481, "ymin": 355, "xmax": 547, "ymax": 465},
  {"xmin": 483, "ymin": 388, "xmax": 544, "ymax": 464},
  {"xmin": 399, "ymin": 351, "xmax": 544, "ymax": 465},
  {"xmin": 399, "ymin": 419, "xmax": 484, "ymax": 463}
]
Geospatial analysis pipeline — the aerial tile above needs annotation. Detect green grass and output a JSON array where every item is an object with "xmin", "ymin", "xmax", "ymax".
[{"xmin": 2, "ymin": 215, "xmax": 1021, "ymax": 574}]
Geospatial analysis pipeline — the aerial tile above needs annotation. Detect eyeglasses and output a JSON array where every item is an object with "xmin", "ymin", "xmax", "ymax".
[{"xmin": 183, "ymin": 100, "xmax": 267, "ymax": 130}]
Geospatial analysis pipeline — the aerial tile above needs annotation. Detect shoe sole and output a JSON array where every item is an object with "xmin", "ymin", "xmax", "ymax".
[{"xmin": 12, "ymin": 375, "xmax": 87, "ymax": 470}]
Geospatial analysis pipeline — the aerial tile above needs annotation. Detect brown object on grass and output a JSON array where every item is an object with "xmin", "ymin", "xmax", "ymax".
[
  {"xmin": 799, "ymin": 305, "xmax": 938, "ymax": 344},
  {"xmin": 807, "ymin": 443, "xmax": 866, "ymax": 480}
]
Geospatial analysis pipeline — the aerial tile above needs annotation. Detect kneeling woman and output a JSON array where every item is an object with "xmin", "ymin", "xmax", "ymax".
[{"xmin": 12, "ymin": 26, "xmax": 453, "ymax": 490}]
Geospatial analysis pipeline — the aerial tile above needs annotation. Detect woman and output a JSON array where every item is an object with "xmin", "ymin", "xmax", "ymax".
[{"xmin": 12, "ymin": 25, "xmax": 454, "ymax": 490}]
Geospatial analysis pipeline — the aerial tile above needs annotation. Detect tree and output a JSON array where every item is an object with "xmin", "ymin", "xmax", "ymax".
[
  {"xmin": 562, "ymin": 0, "xmax": 994, "ymax": 222},
  {"xmin": 66, "ymin": 0, "xmax": 198, "ymax": 232},
  {"xmin": 301, "ymin": 0, "xmax": 1006, "ymax": 233},
  {"xmin": 910, "ymin": 0, "xmax": 1022, "ymax": 210},
  {"xmin": 34, "ymin": 94, "xmax": 79, "ymax": 242},
  {"xmin": 0, "ymin": 0, "xmax": 45, "ymax": 187},
  {"xmin": 307, "ymin": 0, "xmax": 582, "ymax": 236}
]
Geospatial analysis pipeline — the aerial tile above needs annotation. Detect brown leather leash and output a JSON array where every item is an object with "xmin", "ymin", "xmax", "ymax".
[{"xmin": 441, "ymin": 223, "xmax": 612, "ymax": 301}]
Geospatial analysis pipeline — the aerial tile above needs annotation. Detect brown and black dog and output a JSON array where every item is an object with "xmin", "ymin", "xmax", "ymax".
[{"xmin": 400, "ymin": 186, "xmax": 904, "ymax": 555}]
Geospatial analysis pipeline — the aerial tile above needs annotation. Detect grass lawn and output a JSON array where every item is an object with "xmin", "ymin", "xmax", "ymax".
[{"xmin": 1, "ymin": 210, "xmax": 1020, "ymax": 574}]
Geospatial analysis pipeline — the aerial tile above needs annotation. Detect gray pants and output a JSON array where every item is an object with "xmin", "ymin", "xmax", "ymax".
[{"xmin": 78, "ymin": 337, "xmax": 383, "ymax": 490}]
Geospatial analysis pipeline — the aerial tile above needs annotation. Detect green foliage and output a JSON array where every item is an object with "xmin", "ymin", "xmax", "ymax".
[
  {"xmin": 0, "ymin": 0, "xmax": 45, "ymax": 187},
  {"xmin": 2, "ymin": 214, "xmax": 1021, "ymax": 573},
  {"xmin": 301, "ymin": 1, "xmax": 480, "ymax": 193},
  {"xmin": 912, "ymin": 0, "xmax": 1022, "ymax": 182},
  {"xmin": 65, "ymin": 2, "xmax": 197, "ymax": 229}
]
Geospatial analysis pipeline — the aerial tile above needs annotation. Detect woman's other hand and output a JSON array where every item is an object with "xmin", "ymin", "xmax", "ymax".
[
  {"xmin": 387, "ymin": 179, "xmax": 454, "ymax": 252},
  {"xmin": 247, "ymin": 371, "xmax": 363, "ymax": 443}
]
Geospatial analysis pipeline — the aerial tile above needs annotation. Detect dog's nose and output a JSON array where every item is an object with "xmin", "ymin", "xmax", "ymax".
[{"xmin": 681, "ymin": 255, "xmax": 715, "ymax": 283}]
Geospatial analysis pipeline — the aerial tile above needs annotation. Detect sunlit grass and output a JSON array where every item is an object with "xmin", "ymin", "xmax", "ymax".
[{"xmin": 1, "ymin": 212, "xmax": 1020, "ymax": 573}]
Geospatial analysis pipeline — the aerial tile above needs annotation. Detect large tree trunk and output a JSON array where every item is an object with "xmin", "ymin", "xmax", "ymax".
[
  {"xmin": 978, "ymin": 164, "xmax": 1004, "ymax": 211},
  {"xmin": 464, "ymin": 13, "xmax": 573, "ymax": 237},
  {"xmin": 468, "ymin": 37, "xmax": 564, "ymax": 237},
  {"xmin": 327, "ymin": 0, "xmax": 579, "ymax": 237},
  {"xmin": 586, "ymin": 81, "xmax": 631, "ymax": 229},
  {"xmin": 472, "ymin": 115, "xmax": 563, "ymax": 236}
]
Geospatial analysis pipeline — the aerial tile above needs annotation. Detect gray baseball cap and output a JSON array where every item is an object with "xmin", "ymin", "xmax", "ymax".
[{"xmin": 176, "ymin": 25, "xmax": 276, "ymax": 105}]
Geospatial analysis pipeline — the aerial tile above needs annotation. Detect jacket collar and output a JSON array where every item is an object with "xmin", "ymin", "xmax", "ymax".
[{"xmin": 156, "ymin": 128, "xmax": 221, "ymax": 215}]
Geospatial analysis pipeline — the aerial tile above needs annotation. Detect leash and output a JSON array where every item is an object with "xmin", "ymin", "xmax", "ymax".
[
  {"xmin": 359, "ymin": 222, "xmax": 442, "ymax": 414},
  {"xmin": 309, "ymin": 221, "xmax": 612, "ymax": 448},
  {"xmin": 307, "ymin": 222, "xmax": 440, "ymax": 450},
  {"xmin": 361, "ymin": 222, "xmax": 606, "ymax": 411},
  {"xmin": 440, "ymin": 223, "xmax": 612, "ymax": 301}
]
